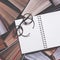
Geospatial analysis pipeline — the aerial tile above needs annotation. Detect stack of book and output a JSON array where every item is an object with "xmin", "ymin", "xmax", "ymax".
[
  {"xmin": 0, "ymin": 0, "xmax": 29, "ymax": 60},
  {"xmin": 0, "ymin": 0, "xmax": 60, "ymax": 60}
]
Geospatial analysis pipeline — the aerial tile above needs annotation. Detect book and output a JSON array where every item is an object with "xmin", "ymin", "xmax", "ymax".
[
  {"xmin": 44, "ymin": 48, "xmax": 57, "ymax": 56},
  {"xmin": 0, "ymin": 14, "xmax": 9, "ymax": 31},
  {"xmin": 24, "ymin": 52, "xmax": 51, "ymax": 60},
  {"xmin": 5, "ymin": 43, "xmax": 20, "ymax": 60},
  {"xmin": 0, "ymin": 1, "xmax": 60, "ymax": 60},
  {"xmin": 0, "ymin": 15, "xmax": 7, "ymax": 35},
  {"xmin": 8, "ymin": 0, "xmax": 29, "ymax": 11},
  {"xmin": 0, "ymin": 7, "xmax": 15, "ymax": 25},
  {"xmin": 22, "ymin": 0, "xmax": 52, "ymax": 16},
  {"xmin": 4, "ymin": 28, "xmax": 17, "ymax": 47},
  {"xmin": 0, "ymin": 37, "xmax": 6, "ymax": 51},
  {"xmin": 15, "ymin": 11, "xmax": 60, "ymax": 54},
  {"xmin": 0, "ymin": 42, "xmax": 18, "ymax": 59},
  {"xmin": 52, "ymin": 0, "xmax": 60, "ymax": 6},
  {"xmin": 0, "ymin": 2, "xmax": 18, "ymax": 25},
  {"xmin": 0, "ymin": 41, "xmax": 21, "ymax": 60},
  {"xmin": 43, "ymin": 47, "xmax": 60, "ymax": 60},
  {"xmin": 0, "ymin": 2, "xmax": 19, "ymax": 19},
  {"xmin": 12, "ymin": 50, "xmax": 21, "ymax": 60},
  {"xmin": 23, "ymin": 47, "xmax": 60, "ymax": 60},
  {"xmin": 8, "ymin": 49, "xmax": 20, "ymax": 60},
  {"xmin": 53, "ymin": 47, "xmax": 60, "ymax": 60}
]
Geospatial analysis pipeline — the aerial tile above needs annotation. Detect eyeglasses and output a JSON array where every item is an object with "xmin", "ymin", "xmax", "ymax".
[{"xmin": 16, "ymin": 13, "xmax": 35, "ymax": 37}]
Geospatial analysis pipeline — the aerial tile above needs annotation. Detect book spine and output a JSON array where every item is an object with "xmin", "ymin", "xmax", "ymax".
[{"xmin": 37, "ymin": 15, "xmax": 47, "ymax": 49}]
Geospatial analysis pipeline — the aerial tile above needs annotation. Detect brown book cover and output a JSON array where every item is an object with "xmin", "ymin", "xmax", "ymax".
[
  {"xmin": 15, "ymin": 0, "xmax": 29, "ymax": 7},
  {"xmin": 0, "ymin": 2, "xmax": 19, "ymax": 19},
  {"xmin": 0, "ymin": 2, "xmax": 19, "ymax": 26},
  {"xmin": 8, "ymin": 0, "xmax": 29, "ymax": 11},
  {"xmin": 13, "ymin": 50, "xmax": 21, "ymax": 60},
  {"xmin": 0, "ymin": 41, "xmax": 21, "ymax": 60},
  {"xmin": 7, "ymin": 48, "xmax": 21, "ymax": 60},
  {"xmin": 5, "ymin": 44, "xmax": 20, "ymax": 60},
  {"xmin": 0, "ymin": 37, "xmax": 6, "ymax": 51},
  {"xmin": 0, "ymin": 7, "xmax": 15, "ymax": 25},
  {"xmin": 4, "ymin": 28, "xmax": 17, "ymax": 47}
]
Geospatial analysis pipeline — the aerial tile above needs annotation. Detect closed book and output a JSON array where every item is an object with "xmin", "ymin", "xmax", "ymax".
[
  {"xmin": 5, "ymin": 44, "xmax": 20, "ymax": 60},
  {"xmin": 0, "ymin": 41, "xmax": 21, "ymax": 60},
  {"xmin": 8, "ymin": 0, "xmax": 29, "ymax": 11},
  {"xmin": 0, "ymin": 19, "xmax": 7, "ymax": 36},
  {"xmin": 0, "ymin": 37, "xmax": 6, "ymax": 51},
  {"xmin": 13, "ymin": 50, "xmax": 21, "ymax": 60},
  {"xmin": 44, "ymin": 48, "xmax": 57, "ymax": 56},
  {"xmin": 53, "ymin": 47, "xmax": 60, "ymax": 60},
  {"xmin": 4, "ymin": 28, "xmax": 17, "ymax": 47},
  {"xmin": 8, "ymin": 49, "xmax": 21, "ymax": 60},
  {"xmin": 25, "ymin": 52, "xmax": 51, "ymax": 60},
  {"xmin": 0, "ymin": 14, "xmax": 9, "ymax": 30},
  {"xmin": 52, "ymin": 0, "xmax": 60, "ymax": 6},
  {"xmin": 0, "ymin": 2, "xmax": 19, "ymax": 19},
  {"xmin": 0, "ymin": 1, "xmax": 19, "ymax": 25},
  {"xmin": 0, "ymin": 7, "xmax": 15, "ymax": 25}
]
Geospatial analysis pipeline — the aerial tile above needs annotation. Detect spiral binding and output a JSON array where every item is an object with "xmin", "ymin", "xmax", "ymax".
[{"xmin": 37, "ymin": 15, "xmax": 47, "ymax": 49}]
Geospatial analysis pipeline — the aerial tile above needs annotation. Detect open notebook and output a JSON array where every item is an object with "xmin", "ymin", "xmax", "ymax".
[{"xmin": 15, "ymin": 11, "xmax": 60, "ymax": 54}]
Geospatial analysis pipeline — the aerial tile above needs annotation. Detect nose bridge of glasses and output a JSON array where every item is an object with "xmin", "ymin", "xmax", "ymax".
[{"xmin": 16, "ymin": 13, "xmax": 35, "ymax": 37}]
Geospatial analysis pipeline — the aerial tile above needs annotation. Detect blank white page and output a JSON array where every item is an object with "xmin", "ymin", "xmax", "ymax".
[
  {"xmin": 41, "ymin": 11, "xmax": 60, "ymax": 48},
  {"xmin": 15, "ymin": 17, "xmax": 44, "ymax": 54}
]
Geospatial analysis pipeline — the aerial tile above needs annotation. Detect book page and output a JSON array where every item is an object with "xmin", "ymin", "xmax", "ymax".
[
  {"xmin": 22, "ymin": 0, "xmax": 51, "ymax": 16},
  {"xmin": 15, "ymin": 16, "xmax": 44, "ymax": 54},
  {"xmin": 41, "ymin": 11, "xmax": 60, "ymax": 48}
]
